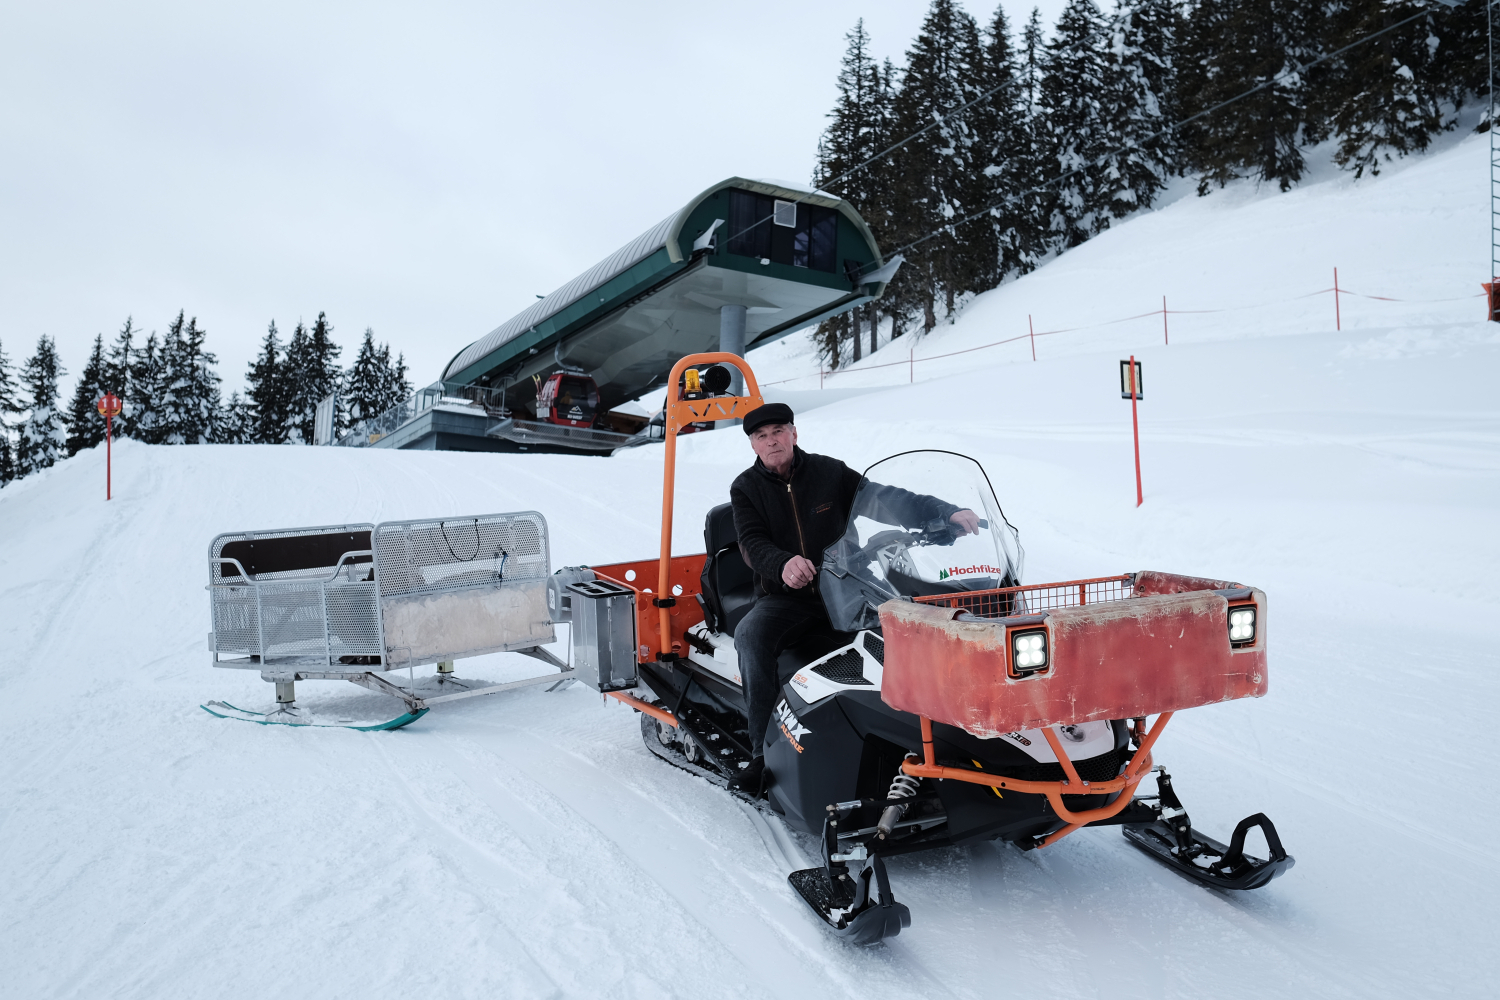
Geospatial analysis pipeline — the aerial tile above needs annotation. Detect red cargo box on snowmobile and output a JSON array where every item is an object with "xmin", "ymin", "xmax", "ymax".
[{"xmin": 879, "ymin": 570, "xmax": 1267, "ymax": 736}]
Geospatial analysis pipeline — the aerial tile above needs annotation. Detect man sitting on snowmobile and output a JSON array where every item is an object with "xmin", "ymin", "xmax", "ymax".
[{"xmin": 727, "ymin": 402, "xmax": 980, "ymax": 794}]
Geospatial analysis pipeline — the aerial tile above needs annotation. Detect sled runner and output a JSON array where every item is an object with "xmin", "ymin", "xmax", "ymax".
[
  {"xmin": 562, "ymin": 352, "xmax": 1294, "ymax": 944},
  {"xmin": 204, "ymin": 512, "xmax": 572, "ymax": 728}
]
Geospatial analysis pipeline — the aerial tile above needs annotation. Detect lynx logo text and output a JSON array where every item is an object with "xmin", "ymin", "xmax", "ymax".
[{"xmin": 776, "ymin": 700, "xmax": 810, "ymax": 753}]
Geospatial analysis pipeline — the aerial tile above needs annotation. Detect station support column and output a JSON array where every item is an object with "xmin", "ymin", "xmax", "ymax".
[{"xmin": 719, "ymin": 304, "xmax": 748, "ymax": 426}]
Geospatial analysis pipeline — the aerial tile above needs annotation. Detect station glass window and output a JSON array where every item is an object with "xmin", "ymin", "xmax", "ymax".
[{"xmin": 726, "ymin": 190, "xmax": 838, "ymax": 273}]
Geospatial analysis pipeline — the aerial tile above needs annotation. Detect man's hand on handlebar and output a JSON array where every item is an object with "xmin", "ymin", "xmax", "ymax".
[
  {"xmin": 782, "ymin": 554, "xmax": 818, "ymax": 590},
  {"xmin": 949, "ymin": 509, "xmax": 981, "ymax": 535}
]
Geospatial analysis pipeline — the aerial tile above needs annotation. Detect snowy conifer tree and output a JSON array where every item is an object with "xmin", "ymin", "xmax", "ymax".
[
  {"xmin": 1179, "ymin": 0, "xmax": 1324, "ymax": 194},
  {"xmin": 1009, "ymin": 7, "xmax": 1051, "ymax": 270},
  {"xmin": 154, "ymin": 314, "xmax": 220, "ymax": 445},
  {"xmin": 105, "ymin": 318, "xmax": 136, "ymax": 439},
  {"xmin": 65, "ymin": 334, "xmax": 110, "ymax": 455},
  {"xmin": 215, "ymin": 392, "xmax": 253, "ymax": 444},
  {"xmin": 977, "ymin": 3, "xmax": 1030, "ymax": 279},
  {"xmin": 283, "ymin": 313, "xmax": 342, "ymax": 444},
  {"xmin": 344, "ymin": 328, "xmax": 407, "ymax": 423},
  {"xmin": 380, "ymin": 346, "xmax": 410, "ymax": 413},
  {"xmin": 814, "ymin": 19, "xmax": 892, "ymax": 366},
  {"xmin": 15, "ymin": 335, "xmax": 67, "ymax": 477},
  {"xmin": 128, "ymin": 332, "xmax": 164, "ymax": 444},
  {"xmin": 892, "ymin": 0, "xmax": 991, "ymax": 329},
  {"xmin": 245, "ymin": 322, "xmax": 289, "ymax": 444},
  {"xmin": 1100, "ymin": 0, "xmax": 1181, "ymax": 219},
  {"xmin": 0, "ymin": 337, "xmax": 19, "ymax": 486},
  {"xmin": 1040, "ymin": 0, "xmax": 1115, "ymax": 248},
  {"xmin": 1317, "ymin": 1, "xmax": 1448, "ymax": 178}
]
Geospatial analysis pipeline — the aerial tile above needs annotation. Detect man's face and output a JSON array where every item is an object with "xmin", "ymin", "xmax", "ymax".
[{"xmin": 750, "ymin": 421, "xmax": 797, "ymax": 471}]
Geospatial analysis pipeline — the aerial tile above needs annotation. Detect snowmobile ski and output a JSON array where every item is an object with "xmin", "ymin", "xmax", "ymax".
[
  {"xmin": 788, "ymin": 856, "xmax": 911, "ymax": 946},
  {"xmin": 200, "ymin": 700, "xmax": 428, "ymax": 731},
  {"xmin": 1122, "ymin": 769, "xmax": 1293, "ymax": 890}
]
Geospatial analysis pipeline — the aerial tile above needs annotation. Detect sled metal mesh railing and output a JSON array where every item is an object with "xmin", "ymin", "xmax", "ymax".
[
  {"xmin": 915, "ymin": 574, "xmax": 1135, "ymax": 619},
  {"xmin": 374, "ymin": 512, "xmax": 549, "ymax": 599},
  {"xmin": 209, "ymin": 523, "xmax": 384, "ymax": 664}
]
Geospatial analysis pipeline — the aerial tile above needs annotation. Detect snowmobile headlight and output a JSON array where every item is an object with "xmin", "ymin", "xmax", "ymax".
[
  {"xmin": 1011, "ymin": 629, "xmax": 1048, "ymax": 675},
  {"xmin": 1228, "ymin": 607, "xmax": 1256, "ymax": 646}
]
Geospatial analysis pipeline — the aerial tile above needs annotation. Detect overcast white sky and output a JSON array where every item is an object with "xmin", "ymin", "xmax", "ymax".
[{"xmin": 0, "ymin": 0, "xmax": 1067, "ymax": 400}]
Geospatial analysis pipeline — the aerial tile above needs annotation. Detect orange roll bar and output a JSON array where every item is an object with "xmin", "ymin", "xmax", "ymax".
[
  {"xmin": 656, "ymin": 353, "xmax": 764, "ymax": 658},
  {"xmin": 902, "ymin": 712, "xmax": 1175, "ymax": 847}
]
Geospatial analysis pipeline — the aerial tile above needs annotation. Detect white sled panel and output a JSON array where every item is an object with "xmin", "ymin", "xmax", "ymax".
[{"xmin": 381, "ymin": 581, "xmax": 552, "ymax": 668}]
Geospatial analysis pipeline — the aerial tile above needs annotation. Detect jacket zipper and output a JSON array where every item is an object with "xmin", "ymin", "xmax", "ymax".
[{"xmin": 787, "ymin": 481, "xmax": 809, "ymax": 560}]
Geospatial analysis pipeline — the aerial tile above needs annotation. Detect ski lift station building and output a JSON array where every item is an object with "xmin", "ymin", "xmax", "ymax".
[{"xmin": 351, "ymin": 178, "xmax": 894, "ymax": 453}]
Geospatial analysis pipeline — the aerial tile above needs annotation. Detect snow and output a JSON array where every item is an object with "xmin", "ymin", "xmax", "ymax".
[{"xmin": 3, "ymin": 135, "xmax": 1498, "ymax": 998}]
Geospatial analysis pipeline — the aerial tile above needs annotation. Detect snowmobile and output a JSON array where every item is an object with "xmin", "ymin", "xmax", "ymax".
[{"xmin": 559, "ymin": 353, "xmax": 1293, "ymax": 945}]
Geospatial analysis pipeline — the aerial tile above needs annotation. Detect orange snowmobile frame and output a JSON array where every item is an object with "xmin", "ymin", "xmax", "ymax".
[{"xmin": 597, "ymin": 352, "xmax": 764, "ymax": 724}]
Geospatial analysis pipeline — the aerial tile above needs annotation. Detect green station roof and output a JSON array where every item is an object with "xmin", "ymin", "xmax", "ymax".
[{"xmin": 441, "ymin": 177, "xmax": 891, "ymax": 411}]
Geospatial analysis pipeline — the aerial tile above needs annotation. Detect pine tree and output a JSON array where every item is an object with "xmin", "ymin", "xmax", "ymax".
[
  {"xmin": 344, "ymin": 328, "xmax": 387, "ymax": 423},
  {"xmin": 283, "ymin": 313, "xmax": 342, "ymax": 443},
  {"xmin": 1040, "ymin": 0, "xmax": 1115, "ymax": 248},
  {"xmin": 105, "ymin": 318, "xmax": 136, "ymax": 439},
  {"xmin": 891, "ymin": 0, "xmax": 991, "ymax": 330},
  {"xmin": 1101, "ymin": 0, "xmax": 1181, "ymax": 217},
  {"xmin": 129, "ymin": 332, "xmax": 164, "ymax": 444},
  {"xmin": 215, "ymin": 392, "xmax": 254, "ymax": 444},
  {"xmin": 280, "ymin": 321, "xmax": 312, "ymax": 443},
  {"xmin": 1316, "ymin": 1, "xmax": 1448, "ymax": 178},
  {"xmin": 245, "ymin": 321, "xmax": 289, "ymax": 444},
  {"xmin": 1010, "ymin": 7, "xmax": 1051, "ymax": 270},
  {"xmin": 382, "ymin": 348, "xmax": 410, "ymax": 408},
  {"xmin": 15, "ymin": 335, "xmax": 67, "ymax": 477},
  {"xmin": 0, "ymin": 337, "xmax": 18, "ymax": 486},
  {"xmin": 1427, "ymin": 1, "xmax": 1487, "ymax": 122},
  {"xmin": 815, "ymin": 19, "xmax": 894, "ymax": 366},
  {"xmin": 1179, "ymin": 0, "xmax": 1325, "ymax": 194},
  {"xmin": 154, "ymin": 313, "xmax": 221, "ymax": 445},
  {"xmin": 65, "ymin": 334, "xmax": 110, "ymax": 455},
  {"xmin": 977, "ymin": 2, "xmax": 1031, "ymax": 279}
]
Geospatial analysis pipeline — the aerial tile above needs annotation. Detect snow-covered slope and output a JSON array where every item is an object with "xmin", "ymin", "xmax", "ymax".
[{"xmin": 3, "ymin": 137, "xmax": 1497, "ymax": 999}]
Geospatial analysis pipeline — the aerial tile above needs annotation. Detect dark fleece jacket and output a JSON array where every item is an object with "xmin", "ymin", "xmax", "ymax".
[{"xmin": 730, "ymin": 447, "xmax": 956, "ymax": 600}]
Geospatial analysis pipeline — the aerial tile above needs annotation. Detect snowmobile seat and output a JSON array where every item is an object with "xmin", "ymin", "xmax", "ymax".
[{"xmin": 700, "ymin": 502, "xmax": 757, "ymax": 636}]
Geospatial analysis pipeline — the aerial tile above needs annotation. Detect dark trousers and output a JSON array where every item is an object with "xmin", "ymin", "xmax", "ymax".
[{"xmin": 736, "ymin": 595, "xmax": 827, "ymax": 758}]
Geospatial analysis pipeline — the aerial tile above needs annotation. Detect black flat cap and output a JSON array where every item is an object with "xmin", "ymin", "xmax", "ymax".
[{"xmin": 742, "ymin": 402, "xmax": 794, "ymax": 435}]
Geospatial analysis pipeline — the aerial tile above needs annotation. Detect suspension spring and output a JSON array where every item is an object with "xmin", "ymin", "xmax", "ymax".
[{"xmin": 876, "ymin": 770, "xmax": 921, "ymax": 839}]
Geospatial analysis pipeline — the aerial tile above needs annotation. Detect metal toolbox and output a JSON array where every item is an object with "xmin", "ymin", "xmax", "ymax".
[
  {"xmin": 546, "ymin": 566, "xmax": 597, "ymax": 624},
  {"xmin": 567, "ymin": 578, "xmax": 638, "ymax": 692}
]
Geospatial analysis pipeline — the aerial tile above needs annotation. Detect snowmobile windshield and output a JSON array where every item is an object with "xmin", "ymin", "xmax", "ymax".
[{"xmin": 819, "ymin": 450, "xmax": 1023, "ymax": 632}]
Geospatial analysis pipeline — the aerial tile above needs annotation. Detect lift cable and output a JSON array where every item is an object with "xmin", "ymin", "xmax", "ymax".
[{"xmin": 861, "ymin": 2, "xmax": 1459, "ymax": 274}]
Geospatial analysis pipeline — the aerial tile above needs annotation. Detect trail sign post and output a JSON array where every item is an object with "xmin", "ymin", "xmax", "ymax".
[
  {"xmin": 97, "ymin": 392, "xmax": 122, "ymax": 500},
  {"xmin": 1120, "ymin": 358, "xmax": 1143, "ymax": 507}
]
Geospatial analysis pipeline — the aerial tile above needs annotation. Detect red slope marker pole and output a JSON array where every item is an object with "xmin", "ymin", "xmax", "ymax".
[
  {"xmin": 1334, "ymin": 267, "xmax": 1341, "ymax": 331},
  {"xmin": 1129, "ymin": 355, "xmax": 1143, "ymax": 507},
  {"xmin": 96, "ymin": 392, "xmax": 121, "ymax": 500},
  {"xmin": 1163, "ymin": 296, "xmax": 1169, "ymax": 345},
  {"xmin": 1029, "ymin": 314, "xmax": 1036, "ymax": 361}
]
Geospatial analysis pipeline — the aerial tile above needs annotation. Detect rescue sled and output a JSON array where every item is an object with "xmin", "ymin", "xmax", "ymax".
[
  {"xmin": 561, "ymin": 352, "xmax": 1293, "ymax": 945},
  {"xmin": 203, "ymin": 511, "xmax": 571, "ymax": 729}
]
